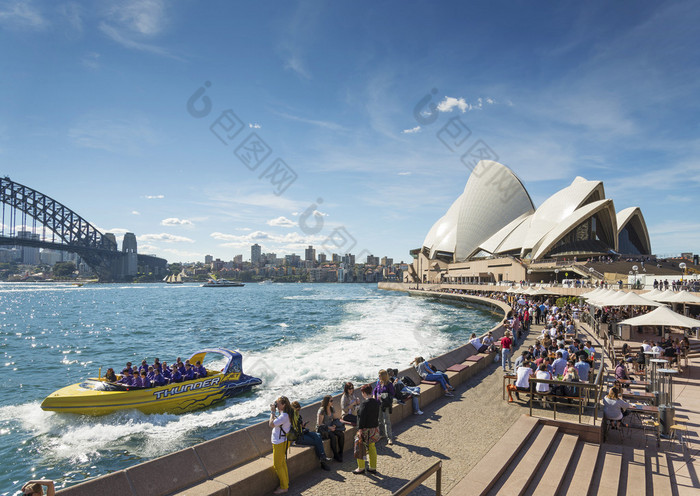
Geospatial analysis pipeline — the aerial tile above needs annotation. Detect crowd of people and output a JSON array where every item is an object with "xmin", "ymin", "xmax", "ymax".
[
  {"xmin": 102, "ymin": 357, "xmax": 209, "ymax": 388},
  {"xmin": 267, "ymin": 361, "xmax": 440, "ymax": 493}
]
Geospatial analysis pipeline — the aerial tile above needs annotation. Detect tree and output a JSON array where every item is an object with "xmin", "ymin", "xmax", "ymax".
[{"xmin": 53, "ymin": 261, "xmax": 77, "ymax": 278}]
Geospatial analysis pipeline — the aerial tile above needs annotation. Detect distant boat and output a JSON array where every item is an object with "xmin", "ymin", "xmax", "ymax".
[
  {"xmin": 202, "ymin": 278, "xmax": 244, "ymax": 287},
  {"xmin": 258, "ymin": 279, "xmax": 273, "ymax": 284},
  {"xmin": 164, "ymin": 274, "xmax": 184, "ymax": 284}
]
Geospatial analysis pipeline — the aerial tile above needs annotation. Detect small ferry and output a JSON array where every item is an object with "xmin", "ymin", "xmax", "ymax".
[
  {"xmin": 202, "ymin": 278, "xmax": 244, "ymax": 287},
  {"xmin": 41, "ymin": 348, "xmax": 262, "ymax": 416}
]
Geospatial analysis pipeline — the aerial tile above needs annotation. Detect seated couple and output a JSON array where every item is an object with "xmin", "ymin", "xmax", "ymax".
[{"xmin": 412, "ymin": 357, "xmax": 454, "ymax": 397}]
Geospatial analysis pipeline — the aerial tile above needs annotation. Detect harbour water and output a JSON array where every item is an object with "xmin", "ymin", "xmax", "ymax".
[{"xmin": 0, "ymin": 282, "xmax": 499, "ymax": 493}]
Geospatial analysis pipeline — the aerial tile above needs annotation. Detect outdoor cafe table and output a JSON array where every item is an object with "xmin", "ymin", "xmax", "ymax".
[
  {"xmin": 627, "ymin": 403, "xmax": 660, "ymax": 444},
  {"xmin": 503, "ymin": 373, "xmax": 516, "ymax": 400},
  {"xmin": 614, "ymin": 378, "xmax": 651, "ymax": 388},
  {"xmin": 622, "ymin": 390, "xmax": 655, "ymax": 403}
]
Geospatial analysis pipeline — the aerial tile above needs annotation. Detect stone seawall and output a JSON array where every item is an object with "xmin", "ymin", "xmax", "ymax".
[{"xmin": 57, "ymin": 286, "xmax": 509, "ymax": 496}]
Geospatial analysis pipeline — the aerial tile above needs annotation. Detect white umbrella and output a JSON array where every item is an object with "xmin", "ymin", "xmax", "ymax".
[
  {"xmin": 619, "ymin": 305, "xmax": 700, "ymax": 328},
  {"xmin": 602, "ymin": 291, "xmax": 662, "ymax": 307},
  {"xmin": 588, "ymin": 289, "xmax": 620, "ymax": 306},
  {"xmin": 534, "ymin": 287, "xmax": 554, "ymax": 296},
  {"xmin": 642, "ymin": 288, "xmax": 663, "ymax": 299},
  {"xmin": 664, "ymin": 290, "xmax": 700, "ymax": 304},
  {"xmin": 580, "ymin": 287, "xmax": 602, "ymax": 299},
  {"xmin": 647, "ymin": 289, "xmax": 678, "ymax": 302}
]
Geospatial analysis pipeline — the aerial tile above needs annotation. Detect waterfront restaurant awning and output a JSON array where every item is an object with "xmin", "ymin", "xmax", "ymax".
[
  {"xmin": 596, "ymin": 291, "xmax": 662, "ymax": 308},
  {"xmin": 619, "ymin": 305, "xmax": 700, "ymax": 329},
  {"xmin": 646, "ymin": 289, "xmax": 678, "ymax": 302},
  {"xmin": 663, "ymin": 290, "xmax": 700, "ymax": 304}
]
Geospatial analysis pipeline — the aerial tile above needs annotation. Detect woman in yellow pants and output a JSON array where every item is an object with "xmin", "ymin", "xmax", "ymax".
[
  {"xmin": 354, "ymin": 384, "xmax": 381, "ymax": 474},
  {"xmin": 269, "ymin": 396, "xmax": 293, "ymax": 494}
]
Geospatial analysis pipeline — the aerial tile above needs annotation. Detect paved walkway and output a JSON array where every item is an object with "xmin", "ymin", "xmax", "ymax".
[{"xmin": 283, "ymin": 328, "xmax": 545, "ymax": 496}]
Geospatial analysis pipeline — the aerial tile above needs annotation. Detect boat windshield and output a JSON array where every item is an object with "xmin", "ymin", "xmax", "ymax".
[{"xmin": 80, "ymin": 380, "xmax": 130, "ymax": 391}]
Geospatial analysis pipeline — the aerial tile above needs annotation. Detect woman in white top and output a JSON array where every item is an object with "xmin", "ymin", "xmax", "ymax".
[
  {"xmin": 269, "ymin": 396, "xmax": 293, "ymax": 494},
  {"xmin": 603, "ymin": 387, "xmax": 630, "ymax": 430},
  {"xmin": 535, "ymin": 364, "xmax": 551, "ymax": 393},
  {"xmin": 469, "ymin": 333, "xmax": 487, "ymax": 353}
]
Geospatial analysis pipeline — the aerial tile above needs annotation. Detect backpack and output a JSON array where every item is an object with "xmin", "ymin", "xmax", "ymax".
[
  {"xmin": 286, "ymin": 413, "xmax": 303, "ymax": 443},
  {"xmin": 401, "ymin": 376, "xmax": 417, "ymax": 387}
]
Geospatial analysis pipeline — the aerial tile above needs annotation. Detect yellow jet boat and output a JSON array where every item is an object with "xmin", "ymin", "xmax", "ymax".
[{"xmin": 41, "ymin": 348, "xmax": 262, "ymax": 416}]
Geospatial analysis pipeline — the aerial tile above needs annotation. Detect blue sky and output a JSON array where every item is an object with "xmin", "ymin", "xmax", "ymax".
[{"xmin": 1, "ymin": 1, "xmax": 699, "ymax": 263}]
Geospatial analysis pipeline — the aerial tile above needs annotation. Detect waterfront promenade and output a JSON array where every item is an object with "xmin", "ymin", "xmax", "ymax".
[{"xmin": 289, "ymin": 315, "xmax": 540, "ymax": 495}]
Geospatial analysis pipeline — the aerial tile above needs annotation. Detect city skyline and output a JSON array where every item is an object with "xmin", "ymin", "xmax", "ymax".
[{"xmin": 2, "ymin": 1, "xmax": 699, "ymax": 263}]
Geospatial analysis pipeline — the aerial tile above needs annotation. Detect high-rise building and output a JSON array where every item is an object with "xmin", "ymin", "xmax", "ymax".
[
  {"xmin": 366, "ymin": 255, "xmax": 379, "ymax": 266},
  {"xmin": 332, "ymin": 253, "xmax": 341, "ymax": 263},
  {"xmin": 305, "ymin": 245, "xmax": 316, "ymax": 263},
  {"xmin": 342, "ymin": 254, "xmax": 355, "ymax": 266},
  {"xmin": 318, "ymin": 253, "xmax": 327, "ymax": 264},
  {"xmin": 205, "ymin": 255, "xmax": 213, "ymax": 264},
  {"xmin": 233, "ymin": 254, "xmax": 243, "ymax": 264},
  {"xmin": 251, "ymin": 244, "xmax": 261, "ymax": 266},
  {"xmin": 381, "ymin": 257, "xmax": 393, "ymax": 266},
  {"xmin": 17, "ymin": 230, "xmax": 40, "ymax": 264}
]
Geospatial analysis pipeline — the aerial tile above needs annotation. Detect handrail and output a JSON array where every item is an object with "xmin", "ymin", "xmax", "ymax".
[{"xmin": 392, "ymin": 459, "xmax": 442, "ymax": 496}]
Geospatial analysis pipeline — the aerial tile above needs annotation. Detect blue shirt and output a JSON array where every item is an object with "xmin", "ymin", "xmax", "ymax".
[
  {"xmin": 171, "ymin": 371, "xmax": 183, "ymax": 383},
  {"xmin": 153, "ymin": 373, "xmax": 167, "ymax": 386},
  {"xmin": 552, "ymin": 358, "xmax": 567, "ymax": 376},
  {"xmin": 574, "ymin": 361, "xmax": 590, "ymax": 382}
]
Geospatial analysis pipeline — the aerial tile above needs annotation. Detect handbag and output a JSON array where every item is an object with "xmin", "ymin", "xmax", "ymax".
[
  {"xmin": 316, "ymin": 424, "xmax": 330, "ymax": 439},
  {"xmin": 353, "ymin": 431, "xmax": 367, "ymax": 459},
  {"xmin": 332, "ymin": 418, "xmax": 346, "ymax": 432}
]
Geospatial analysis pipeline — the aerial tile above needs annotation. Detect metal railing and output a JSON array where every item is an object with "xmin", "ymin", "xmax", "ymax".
[{"xmin": 392, "ymin": 459, "xmax": 442, "ymax": 496}]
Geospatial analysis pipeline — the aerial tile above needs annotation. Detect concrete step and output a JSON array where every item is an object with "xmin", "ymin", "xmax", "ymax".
[
  {"xmin": 646, "ymin": 448, "xmax": 673, "ymax": 496},
  {"xmin": 525, "ymin": 433, "xmax": 579, "ymax": 496},
  {"xmin": 587, "ymin": 444, "xmax": 622, "ymax": 496},
  {"xmin": 486, "ymin": 424, "xmax": 559, "ymax": 496},
  {"xmin": 620, "ymin": 445, "xmax": 647, "ymax": 496},
  {"xmin": 558, "ymin": 441, "xmax": 599, "ymax": 496},
  {"xmin": 450, "ymin": 415, "xmax": 540, "ymax": 496}
]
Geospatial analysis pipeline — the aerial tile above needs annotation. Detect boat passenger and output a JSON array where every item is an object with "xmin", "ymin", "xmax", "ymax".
[
  {"xmin": 170, "ymin": 365, "xmax": 183, "ymax": 383},
  {"xmin": 133, "ymin": 372, "xmax": 144, "ymax": 388},
  {"xmin": 118, "ymin": 370, "xmax": 135, "ymax": 386},
  {"xmin": 184, "ymin": 363, "xmax": 196, "ymax": 381},
  {"xmin": 104, "ymin": 368, "xmax": 117, "ymax": 382},
  {"xmin": 121, "ymin": 362, "xmax": 134, "ymax": 375},
  {"xmin": 139, "ymin": 360, "xmax": 148, "ymax": 374},
  {"xmin": 147, "ymin": 366, "xmax": 155, "ymax": 381},
  {"xmin": 152, "ymin": 369, "xmax": 168, "ymax": 387},
  {"xmin": 153, "ymin": 357, "xmax": 161, "ymax": 372},
  {"xmin": 139, "ymin": 370, "xmax": 151, "ymax": 388},
  {"xmin": 195, "ymin": 361, "xmax": 207, "ymax": 378},
  {"xmin": 161, "ymin": 362, "xmax": 171, "ymax": 380}
]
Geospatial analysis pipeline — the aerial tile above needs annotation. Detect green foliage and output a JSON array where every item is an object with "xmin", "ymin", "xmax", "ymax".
[
  {"xmin": 53, "ymin": 261, "xmax": 77, "ymax": 277},
  {"xmin": 555, "ymin": 296, "xmax": 579, "ymax": 308}
]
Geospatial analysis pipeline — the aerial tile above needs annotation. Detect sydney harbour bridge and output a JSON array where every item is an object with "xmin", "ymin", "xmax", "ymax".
[{"xmin": 0, "ymin": 177, "xmax": 167, "ymax": 281}]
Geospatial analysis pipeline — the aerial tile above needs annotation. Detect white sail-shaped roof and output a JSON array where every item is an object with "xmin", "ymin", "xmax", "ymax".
[
  {"xmin": 422, "ymin": 161, "xmax": 534, "ymax": 260},
  {"xmin": 616, "ymin": 206, "xmax": 651, "ymax": 255},
  {"xmin": 520, "ymin": 177, "xmax": 605, "ymax": 256},
  {"xmin": 530, "ymin": 199, "xmax": 617, "ymax": 260}
]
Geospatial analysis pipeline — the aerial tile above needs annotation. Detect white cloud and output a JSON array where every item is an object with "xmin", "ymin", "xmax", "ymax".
[
  {"xmin": 284, "ymin": 54, "xmax": 311, "ymax": 79},
  {"xmin": 249, "ymin": 123, "xmax": 261, "ymax": 129},
  {"xmin": 161, "ymin": 217, "xmax": 193, "ymax": 226},
  {"xmin": 274, "ymin": 111, "xmax": 345, "ymax": 131},
  {"xmin": 402, "ymin": 126, "xmax": 421, "ymax": 134},
  {"xmin": 82, "ymin": 52, "xmax": 100, "ymax": 70},
  {"xmin": 437, "ymin": 96, "xmax": 469, "ymax": 113},
  {"xmin": 131, "ymin": 210, "xmax": 140, "ymax": 215},
  {"xmin": 98, "ymin": 0, "xmax": 181, "ymax": 59},
  {"xmin": 0, "ymin": 0, "xmax": 46, "ymax": 30},
  {"xmin": 398, "ymin": 172, "xmax": 412, "ymax": 176},
  {"xmin": 145, "ymin": 194, "xmax": 164, "ymax": 199},
  {"xmin": 140, "ymin": 233, "xmax": 195, "ymax": 243},
  {"xmin": 267, "ymin": 216, "xmax": 296, "ymax": 228}
]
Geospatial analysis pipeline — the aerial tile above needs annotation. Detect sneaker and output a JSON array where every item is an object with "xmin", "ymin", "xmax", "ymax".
[
  {"xmin": 445, "ymin": 392, "xmax": 454, "ymax": 397},
  {"xmin": 353, "ymin": 468, "xmax": 365, "ymax": 475},
  {"xmin": 325, "ymin": 456, "xmax": 333, "ymax": 461},
  {"xmin": 387, "ymin": 439, "xmax": 393, "ymax": 445},
  {"xmin": 414, "ymin": 410, "xmax": 424, "ymax": 415},
  {"xmin": 320, "ymin": 461, "xmax": 331, "ymax": 471},
  {"xmin": 367, "ymin": 468, "xmax": 378, "ymax": 474}
]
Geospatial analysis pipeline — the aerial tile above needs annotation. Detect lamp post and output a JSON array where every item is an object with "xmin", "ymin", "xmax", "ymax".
[
  {"xmin": 527, "ymin": 269, "xmax": 532, "ymax": 285},
  {"xmin": 679, "ymin": 262, "xmax": 687, "ymax": 282},
  {"xmin": 589, "ymin": 267, "xmax": 595, "ymax": 287},
  {"xmin": 554, "ymin": 268, "xmax": 559, "ymax": 285},
  {"xmin": 632, "ymin": 265, "xmax": 639, "ymax": 289}
]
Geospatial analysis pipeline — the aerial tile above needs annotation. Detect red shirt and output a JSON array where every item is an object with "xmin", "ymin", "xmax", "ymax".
[{"xmin": 501, "ymin": 336, "xmax": 512, "ymax": 350}]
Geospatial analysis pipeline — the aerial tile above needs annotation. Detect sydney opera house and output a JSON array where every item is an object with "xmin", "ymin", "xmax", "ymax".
[{"xmin": 408, "ymin": 160, "xmax": 651, "ymax": 284}]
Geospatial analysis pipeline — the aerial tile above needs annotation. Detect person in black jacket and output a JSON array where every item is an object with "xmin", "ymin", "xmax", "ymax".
[{"xmin": 354, "ymin": 384, "xmax": 381, "ymax": 474}]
